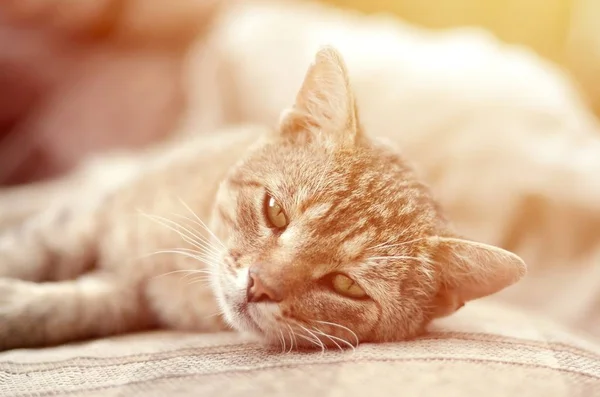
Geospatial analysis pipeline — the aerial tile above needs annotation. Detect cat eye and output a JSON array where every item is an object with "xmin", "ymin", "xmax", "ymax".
[
  {"xmin": 330, "ymin": 273, "xmax": 367, "ymax": 299},
  {"xmin": 264, "ymin": 194, "xmax": 289, "ymax": 229}
]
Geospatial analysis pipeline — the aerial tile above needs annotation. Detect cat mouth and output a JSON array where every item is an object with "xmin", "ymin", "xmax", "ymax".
[
  {"xmin": 218, "ymin": 268, "xmax": 276, "ymax": 339},
  {"xmin": 236, "ymin": 304, "xmax": 340, "ymax": 350},
  {"xmin": 235, "ymin": 301, "xmax": 264, "ymax": 333}
]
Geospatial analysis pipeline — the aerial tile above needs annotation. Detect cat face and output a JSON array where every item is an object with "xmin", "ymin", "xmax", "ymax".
[{"xmin": 210, "ymin": 47, "xmax": 526, "ymax": 349}]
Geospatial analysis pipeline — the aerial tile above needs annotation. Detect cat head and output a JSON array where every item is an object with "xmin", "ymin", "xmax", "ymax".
[{"xmin": 210, "ymin": 46, "xmax": 526, "ymax": 349}]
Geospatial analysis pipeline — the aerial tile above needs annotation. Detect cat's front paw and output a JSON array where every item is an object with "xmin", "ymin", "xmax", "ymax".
[{"xmin": 0, "ymin": 278, "xmax": 42, "ymax": 350}]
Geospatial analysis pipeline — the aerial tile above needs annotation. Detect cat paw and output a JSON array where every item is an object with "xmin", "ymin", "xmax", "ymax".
[
  {"xmin": 0, "ymin": 278, "xmax": 40, "ymax": 350},
  {"xmin": 0, "ymin": 201, "xmax": 94, "ymax": 281}
]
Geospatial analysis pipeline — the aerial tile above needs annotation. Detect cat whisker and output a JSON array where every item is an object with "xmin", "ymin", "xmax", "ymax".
[
  {"xmin": 274, "ymin": 330, "xmax": 282, "ymax": 352},
  {"xmin": 278, "ymin": 329, "xmax": 287, "ymax": 354},
  {"xmin": 164, "ymin": 245, "xmax": 222, "ymax": 264},
  {"xmin": 138, "ymin": 211, "xmax": 200, "ymax": 242},
  {"xmin": 141, "ymin": 219, "xmax": 215, "ymax": 257},
  {"xmin": 311, "ymin": 326, "xmax": 343, "ymax": 352},
  {"xmin": 284, "ymin": 328, "xmax": 292, "ymax": 354},
  {"xmin": 143, "ymin": 249, "xmax": 221, "ymax": 269},
  {"xmin": 186, "ymin": 276, "xmax": 213, "ymax": 286},
  {"xmin": 174, "ymin": 250, "xmax": 222, "ymax": 266},
  {"xmin": 313, "ymin": 320, "xmax": 359, "ymax": 347},
  {"xmin": 170, "ymin": 213, "xmax": 223, "ymax": 252},
  {"xmin": 286, "ymin": 324, "xmax": 297, "ymax": 353},
  {"xmin": 299, "ymin": 325, "xmax": 326, "ymax": 354},
  {"xmin": 157, "ymin": 247, "xmax": 209, "ymax": 256},
  {"xmin": 147, "ymin": 248, "xmax": 220, "ymax": 264},
  {"xmin": 315, "ymin": 326, "xmax": 356, "ymax": 353},
  {"xmin": 204, "ymin": 310, "xmax": 224, "ymax": 320},
  {"xmin": 185, "ymin": 272, "xmax": 214, "ymax": 281},
  {"xmin": 159, "ymin": 248, "xmax": 224, "ymax": 269},
  {"xmin": 285, "ymin": 329, "xmax": 292, "ymax": 354},
  {"xmin": 139, "ymin": 211, "xmax": 221, "ymax": 257},
  {"xmin": 177, "ymin": 197, "xmax": 226, "ymax": 249},
  {"xmin": 180, "ymin": 272, "xmax": 210, "ymax": 282},
  {"xmin": 294, "ymin": 333, "xmax": 322, "ymax": 352},
  {"xmin": 152, "ymin": 268, "xmax": 216, "ymax": 280}
]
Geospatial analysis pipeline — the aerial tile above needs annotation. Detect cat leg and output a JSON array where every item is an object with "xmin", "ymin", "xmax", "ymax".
[
  {"xmin": 0, "ymin": 199, "xmax": 99, "ymax": 282},
  {"xmin": 0, "ymin": 150, "xmax": 146, "ymax": 280},
  {"xmin": 0, "ymin": 150, "xmax": 127, "ymax": 230},
  {"xmin": 0, "ymin": 178, "xmax": 76, "ymax": 231},
  {"xmin": 0, "ymin": 273, "xmax": 152, "ymax": 350}
]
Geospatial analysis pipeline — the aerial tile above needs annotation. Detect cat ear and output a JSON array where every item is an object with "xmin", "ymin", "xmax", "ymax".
[
  {"xmin": 278, "ymin": 46, "xmax": 359, "ymax": 146},
  {"xmin": 428, "ymin": 236, "xmax": 527, "ymax": 318}
]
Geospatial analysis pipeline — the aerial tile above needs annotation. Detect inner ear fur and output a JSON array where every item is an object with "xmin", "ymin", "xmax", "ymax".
[
  {"xmin": 278, "ymin": 46, "xmax": 360, "ymax": 147},
  {"xmin": 428, "ymin": 236, "xmax": 526, "ymax": 317}
]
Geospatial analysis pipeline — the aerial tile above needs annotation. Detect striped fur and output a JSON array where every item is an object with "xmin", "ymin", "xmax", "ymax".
[{"xmin": 0, "ymin": 47, "xmax": 525, "ymax": 350}]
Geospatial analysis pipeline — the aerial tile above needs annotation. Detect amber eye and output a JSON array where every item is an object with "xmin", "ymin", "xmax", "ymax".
[
  {"xmin": 264, "ymin": 194, "xmax": 289, "ymax": 229},
  {"xmin": 331, "ymin": 274, "xmax": 367, "ymax": 299}
]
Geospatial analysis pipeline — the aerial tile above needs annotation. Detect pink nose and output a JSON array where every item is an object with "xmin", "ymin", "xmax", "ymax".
[{"xmin": 246, "ymin": 267, "xmax": 282, "ymax": 303}]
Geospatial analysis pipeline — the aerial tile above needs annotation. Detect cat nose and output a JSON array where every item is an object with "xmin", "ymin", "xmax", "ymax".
[{"xmin": 246, "ymin": 267, "xmax": 282, "ymax": 303}]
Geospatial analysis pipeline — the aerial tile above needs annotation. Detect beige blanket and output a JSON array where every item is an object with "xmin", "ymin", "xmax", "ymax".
[{"xmin": 2, "ymin": 301, "xmax": 599, "ymax": 396}]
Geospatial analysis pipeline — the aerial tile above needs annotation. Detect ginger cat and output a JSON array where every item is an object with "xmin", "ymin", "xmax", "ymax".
[
  {"xmin": 1, "ymin": 0, "xmax": 600, "ymax": 346},
  {"xmin": 0, "ymin": 47, "xmax": 526, "ymax": 350},
  {"xmin": 2, "ymin": 0, "xmax": 600, "ymax": 271}
]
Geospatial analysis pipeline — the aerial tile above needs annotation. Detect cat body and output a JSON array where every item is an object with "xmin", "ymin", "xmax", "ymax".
[
  {"xmin": 184, "ymin": 0, "xmax": 600, "ymax": 265},
  {"xmin": 1, "ymin": 0, "xmax": 600, "ymax": 350},
  {"xmin": 0, "ymin": 47, "xmax": 525, "ymax": 350},
  {"xmin": 2, "ymin": 0, "xmax": 599, "ymax": 263}
]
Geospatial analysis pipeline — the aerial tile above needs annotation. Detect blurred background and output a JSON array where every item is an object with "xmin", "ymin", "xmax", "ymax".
[
  {"xmin": 0, "ymin": 0, "xmax": 598, "ymax": 186},
  {"xmin": 323, "ymin": 0, "xmax": 599, "ymax": 113}
]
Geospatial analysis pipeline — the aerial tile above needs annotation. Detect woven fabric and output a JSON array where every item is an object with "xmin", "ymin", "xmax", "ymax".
[{"xmin": 1, "ymin": 301, "xmax": 599, "ymax": 397}]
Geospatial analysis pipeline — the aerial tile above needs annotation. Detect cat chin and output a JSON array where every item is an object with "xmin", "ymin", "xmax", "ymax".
[
  {"xmin": 224, "ymin": 302, "xmax": 360, "ymax": 350},
  {"xmin": 216, "ymin": 289, "xmax": 267, "ymax": 335},
  {"xmin": 224, "ymin": 300, "xmax": 288, "ymax": 343},
  {"xmin": 219, "ymin": 304, "xmax": 258, "ymax": 335}
]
